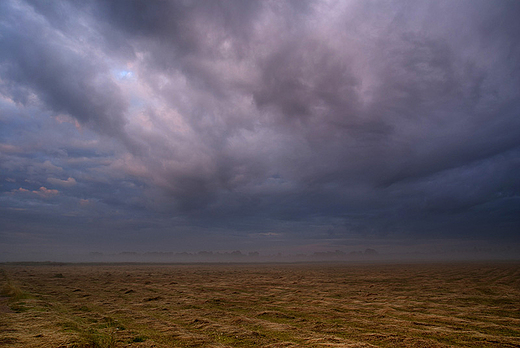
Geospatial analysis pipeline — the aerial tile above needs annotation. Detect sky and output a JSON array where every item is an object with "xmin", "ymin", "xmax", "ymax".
[{"xmin": 1, "ymin": 0, "xmax": 519, "ymax": 261}]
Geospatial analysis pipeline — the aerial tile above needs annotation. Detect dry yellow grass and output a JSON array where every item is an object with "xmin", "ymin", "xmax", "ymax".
[{"xmin": 1, "ymin": 262, "xmax": 519, "ymax": 347}]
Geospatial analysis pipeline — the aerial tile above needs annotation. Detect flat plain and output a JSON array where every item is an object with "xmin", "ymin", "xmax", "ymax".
[{"xmin": 1, "ymin": 262, "xmax": 519, "ymax": 347}]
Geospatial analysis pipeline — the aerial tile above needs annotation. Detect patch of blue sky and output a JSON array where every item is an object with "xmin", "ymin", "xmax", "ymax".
[{"xmin": 113, "ymin": 69, "xmax": 135, "ymax": 80}]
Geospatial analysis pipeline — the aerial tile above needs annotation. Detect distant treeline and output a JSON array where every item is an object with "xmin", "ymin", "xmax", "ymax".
[{"xmin": 85, "ymin": 249, "xmax": 380, "ymax": 262}]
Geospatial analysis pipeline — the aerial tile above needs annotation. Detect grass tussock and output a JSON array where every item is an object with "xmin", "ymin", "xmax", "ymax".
[
  {"xmin": 60, "ymin": 319, "xmax": 120, "ymax": 348},
  {"xmin": 72, "ymin": 328, "xmax": 118, "ymax": 348},
  {"xmin": 1, "ymin": 276, "xmax": 30, "ymax": 301}
]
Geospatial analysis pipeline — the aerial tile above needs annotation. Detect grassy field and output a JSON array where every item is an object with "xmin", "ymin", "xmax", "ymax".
[{"xmin": 1, "ymin": 262, "xmax": 519, "ymax": 347}]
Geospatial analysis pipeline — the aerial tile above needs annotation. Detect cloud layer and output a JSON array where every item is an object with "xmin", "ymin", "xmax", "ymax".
[{"xmin": 1, "ymin": 0, "xmax": 519, "ymax": 259}]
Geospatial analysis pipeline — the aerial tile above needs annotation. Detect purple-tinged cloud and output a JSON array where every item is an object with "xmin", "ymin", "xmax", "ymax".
[{"xmin": 0, "ymin": 0, "xmax": 519, "ymax": 260}]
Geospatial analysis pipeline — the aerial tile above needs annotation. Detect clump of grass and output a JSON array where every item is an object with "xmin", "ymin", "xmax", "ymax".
[
  {"xmin": 70, "ymin": 326, "xmax": 118, "ymax": 348},
  {"xmin": 99, "ymin": 328, "xmax": 117, "ymax": 348},
  {"xmin": 78, "ymin": 305, "xmax": 91, "ymax": 312},
  {"xmin": 1, "ymin": 280, "xmax": 30, "ymax": 301},
  {"xmin": 131, "ymin": 335, "xmax": 147, "ymax": 342}
]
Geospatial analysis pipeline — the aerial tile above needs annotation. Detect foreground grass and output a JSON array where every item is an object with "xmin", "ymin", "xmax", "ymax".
[{"xmin": 0, "ymin": 262, "xmax": 519, "ymax": 347}]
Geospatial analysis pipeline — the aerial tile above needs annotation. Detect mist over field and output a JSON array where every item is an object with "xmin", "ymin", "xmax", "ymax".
[{"xmin": 1, "ymin": 0, "xmax": 519, "ymax": 261}]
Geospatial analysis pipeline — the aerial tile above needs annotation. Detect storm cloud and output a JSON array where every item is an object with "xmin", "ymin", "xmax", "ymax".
[{"xmin": 1, "ymin": 0, "xmax": 519, "ymax": 260}]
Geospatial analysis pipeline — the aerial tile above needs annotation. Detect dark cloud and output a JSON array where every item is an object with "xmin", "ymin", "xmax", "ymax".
[
  {"xmin": 0, "ymin": 0, "xmax": 519, "ymax": 260},
  {"xmin": 0, "ymin": 1, "xmax": 132, "ymax": 145}
]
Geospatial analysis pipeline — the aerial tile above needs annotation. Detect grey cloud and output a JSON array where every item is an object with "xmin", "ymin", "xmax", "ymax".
[
  {"xmin": 130, "ymin": 0, "xmax": 520, "ymax": 224},
  {"xmin": 0, "ymin": 1, "xmax": 131, "ymax": 145},
  {"xmin": 47, "ymin": 177, "xmax": 77, "ymax": 187},
  {"xmin": 0, "ymin": 0, "xmax": 519, "ymax": 259}
]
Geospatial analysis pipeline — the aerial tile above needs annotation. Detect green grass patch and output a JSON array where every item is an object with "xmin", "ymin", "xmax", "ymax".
[{"xmin": 131, "ymin": 335, "xmax": 147, "ymax": 342}]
